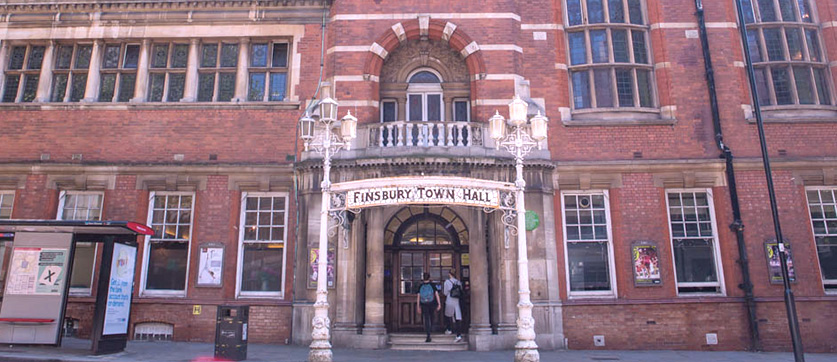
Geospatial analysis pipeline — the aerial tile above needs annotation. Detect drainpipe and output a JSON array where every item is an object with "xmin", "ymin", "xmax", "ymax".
[{"xmin": 694, "ymin": 0, "xmax": 761, "ymax": 351}]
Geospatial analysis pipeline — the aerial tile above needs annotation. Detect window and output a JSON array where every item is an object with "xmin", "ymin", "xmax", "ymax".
[
  {"xmin": 406, "ymin": 70, "xmax": 444, "ymax": 122},
  {"xmin": 237, "ymin": 193, "xmax": 287, "ymax": 298},
  {"xmin": 562, "ymin": 191, "xmax": 616, "ymax": 296},
  {"xmin": 247, "ymin": 42, "xmax": 288, "ymax": 102},
  {"xmin": 2, "ymin": 44, "xmax": 45, "ymax": 103},
  {"xmin": 148, "ymin": 42, "xmax": 188, "ymax": 102},
  {"xmin": 0, "ymin": 192, "xmax": 14, "ymax": 219},
  {"xmin": 99, "ymin": 43, "xmax": 140, "ymax": 102},
  {"xmin": 739, "ymin": 0, "xmax": 831, "ymax": 106},
  {"xmin": 565, "ymin": 0, "xmax": 654, "ymax": 110},
  {"xmin": 198, "ymin": 42, "xmax": 238, "ymax": 102},
  {"xmin": 805, "ymin": 188, "xmax": 837, "ymax": 291},
  {"xmin": 143, "ymin": 192, "xmax": 193, "ymax": 295},
  {"xmin": 57, "ymin": 191, "xmax": 103, "ymax": 296},
  {"xmin": 51, "ymin": 44, "xmax": 91, "ymax": 102},
  {"xmin": 381, "ymin": 99, "xmax": 397, "ymax": 122},
  {"xmin": 453, "ymin": 99, "xmax": 470, "ymax": 122},
  {"xmin": 666, "ymin": 190, "xmax": 724, "ymax": 294}
]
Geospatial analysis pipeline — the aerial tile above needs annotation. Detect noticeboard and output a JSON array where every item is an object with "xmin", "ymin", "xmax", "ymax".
[{"xmin": 102, "ymin": 243, "xmax": 136, "ymax": 336}]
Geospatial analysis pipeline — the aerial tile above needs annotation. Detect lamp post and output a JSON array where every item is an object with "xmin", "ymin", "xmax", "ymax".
[
  {"xmin": 489, "ymin": 96, "xmax": 547, "ymax": 362},
  {"xmin": 300, "ymin": 97, "xmax": 357, "ymax": 362}
]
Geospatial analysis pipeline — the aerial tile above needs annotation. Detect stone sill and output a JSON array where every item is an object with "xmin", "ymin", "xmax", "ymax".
[
  {"xmin": 745, "ymin": 105, "xmax": 837, "ymax": 124},
  {"xmin": 563, "ymin": 108, "xmax": 676, "ymax": 127},
  {"xmin": 0, "ymin": 101, "xmax": 301, "ymax": 111}
]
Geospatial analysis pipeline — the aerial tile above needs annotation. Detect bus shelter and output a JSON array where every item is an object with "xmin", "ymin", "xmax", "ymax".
[{"xmin": 0, "ymin": 220, "xmax": 152, "ymax": 354}]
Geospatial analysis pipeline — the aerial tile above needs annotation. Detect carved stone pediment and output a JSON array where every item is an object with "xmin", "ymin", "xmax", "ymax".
[{"xmin": 380, "ymin": 39, "xmax": 469, "ymax": 83}]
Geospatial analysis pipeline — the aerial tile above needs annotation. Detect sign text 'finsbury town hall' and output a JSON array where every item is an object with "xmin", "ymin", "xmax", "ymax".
[{"xmin": 346, "ymin": 186, "xmax": 501, "ymax": 209}]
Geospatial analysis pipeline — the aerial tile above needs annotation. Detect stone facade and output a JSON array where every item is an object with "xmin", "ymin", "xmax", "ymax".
[{"xmin": 0, "ymin": 0, "xmax": 836, "ymax": 354}]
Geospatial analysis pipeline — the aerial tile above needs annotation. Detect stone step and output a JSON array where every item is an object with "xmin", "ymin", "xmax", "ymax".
[{"xmin": 388, "ymin": 333, "xmax": 468, "ymax": 351}]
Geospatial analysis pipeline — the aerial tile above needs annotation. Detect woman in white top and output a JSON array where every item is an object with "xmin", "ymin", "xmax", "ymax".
[{"xmin": 443, "ymin": 269, "xmax": 463, "ymax": 341}]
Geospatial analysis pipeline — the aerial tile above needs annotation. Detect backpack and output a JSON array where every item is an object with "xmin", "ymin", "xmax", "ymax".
[
  {"xmin": 449, "ymin": 280, "xmax": 463, "ymax": 298},
  {"xmin": 419, "ymin": 283, "xmax": 435, "ymax": 304}
]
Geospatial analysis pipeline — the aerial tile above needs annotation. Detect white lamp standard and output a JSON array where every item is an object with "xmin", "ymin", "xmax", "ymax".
[
  {"xmin": 489, "ymin": 96, "xmax": 547, "ymax": 362},
  {"xmin": 299, "ymin": 97, "xmax": 357, "ymax": 362}
]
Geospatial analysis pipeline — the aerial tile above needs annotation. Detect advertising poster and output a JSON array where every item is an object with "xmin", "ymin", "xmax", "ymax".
[
  {"xmin": 103, "ymin": 243, "xmax": 136, "ymax": 336},
  {"xmin": 631, "ymin": 242, "xmax": 661, "ymax": 286},
  {"xmin": 765, "ymin": 241, "xmax": 795, "ymax": 284},
  {"xmin": 6, "ymin": 248, "xmax": 67, "ymax": 295},
  {"xmin": 197, "ymin": 245, "xmax": 224, "ymax": 286},
  {"xmin": 308, "ymin": 247, "xmax": 335, "ymax": 289}
]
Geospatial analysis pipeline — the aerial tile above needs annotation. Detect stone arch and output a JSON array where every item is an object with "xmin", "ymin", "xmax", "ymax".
[
  {"xmin": 383, "ymin": 205, "xmax": 469, "ymax": 247},
  {"xmin": 363, "ymin": 18, "xmax": 487, "ymax": 81}
]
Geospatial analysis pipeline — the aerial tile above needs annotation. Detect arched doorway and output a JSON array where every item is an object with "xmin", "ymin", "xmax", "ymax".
[{"xmin": 383, "ymin": 206, "xmax": 470, "ymax": 332}]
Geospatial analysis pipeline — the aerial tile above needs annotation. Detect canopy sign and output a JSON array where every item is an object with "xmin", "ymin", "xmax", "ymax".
[{"xmin": 347, "ymin": 185, "xmax": 500, "ymax": 209}]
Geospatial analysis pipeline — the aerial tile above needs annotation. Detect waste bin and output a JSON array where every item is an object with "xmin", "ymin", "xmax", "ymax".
[{"xmin": 215, "ymin": 306, "xmax": 249, "ymax": 361}]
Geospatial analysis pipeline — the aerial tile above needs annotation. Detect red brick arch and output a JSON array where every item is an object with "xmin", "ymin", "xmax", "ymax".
[{"xmin": 362, "ymin": 19, "xmax": 487, "ymax": 80}]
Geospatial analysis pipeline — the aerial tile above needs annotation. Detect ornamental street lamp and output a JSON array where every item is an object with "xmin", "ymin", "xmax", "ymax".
[
  {"xmin": 489, "ymin": 95, "xmax": 547, "ymax": 362},
  {"xmin": 300, "ymin": 97, "xmax": 357, "ymax": 362}
]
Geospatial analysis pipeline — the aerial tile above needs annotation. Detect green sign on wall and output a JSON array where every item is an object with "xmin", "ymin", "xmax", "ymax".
[{"xmin": 525, "ymin": 210, "xmax": 539, "ymax": 231}]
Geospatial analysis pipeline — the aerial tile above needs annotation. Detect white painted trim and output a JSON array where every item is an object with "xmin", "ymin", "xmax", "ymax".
[
  {"xmin": 140, "ymin": 191, "xmax": 194, "ymax": 298},
  {"xmin": 481, "ymin": 74, "xmax": 525, "ymax": 81},
  {"xmin": 236, "ymin": 192, "xmax": 289, "ymax": 299},
  {"xmin": 665, "ymin": 188, "xmax": 726, "ymax": 296},
  {"xmin": 706, "ymin": 22, "xmax": 737, "ymax": 29},
  {"xmin": 331, "ymin": 13, "xmax": 522, "ymax": 22},
  {"xmin": 472, "ymin": 99, "xmax": 512, "ymax": 106},
  {"xmin": 333, "ymin": 75, "xmax": 369, "ymax": 82},
  {"xmin": 820, "ymin": 21, "xmax": 837, "ymax": 28},
  {"xmin": 803, "ymin": 186, "xmax": 837, "ymax": 291},
  {"xmin": 654, "ymin": 62, "xmax": 672, "ymax": 69},
  {"xmin": 370, "ymin": 42, "xmax": 389, "ymax": 59},
  {"xmin": 555, "ymin": 63, "xmax": 568, "ymax": 70},
  {"xmin": 521, "ymin": 23, "xmax": 564, "ymax": 30},
  {"xmin": 406, "ymin": 92, "xmax": 444, "ymax": 122},
  {"xmin": 330, "ymin": 176, "xmax": 515, "ymax": 193},
  {"xmin": 326, "ymin": 46, "xmax": 369, "ymax": 54},
  {"xmin": 561, "ymin": 190, "xmax": 618, "ymax": 299},
  {"xmin": 479, "ymin": 44, "xmax": 524, "ymax": 53},
  {"xmin": 0, "ymin": 24, "xmax": 306, "ymax": 41},
  {"xmin": 339, "ymin": 100, "xmax": 380, "ymax": 108}
]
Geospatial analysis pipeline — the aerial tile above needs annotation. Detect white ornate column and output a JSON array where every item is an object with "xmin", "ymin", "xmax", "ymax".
[
  {"xmin": 233, "ymin": 38, "xmax": 250, "ymax": 102},
  {"xmin": 181, "ymin": 39, "xmax": 200, "ymax": 102},
  {"xmin": 309, "ymin": 162, "xmax": 333, "ymax": 362},
  {"xmin": 34, "ymin": 41, "xmax": 55, "ymax": 102},
  {"xmin": 131, "ymin": 39, "xmax": 151, "ymax": 102},
  {"xmin": 82, "ymin": 40, "xmax": 102, "ymax": 102}
]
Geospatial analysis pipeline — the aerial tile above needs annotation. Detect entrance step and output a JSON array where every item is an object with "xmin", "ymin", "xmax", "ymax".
[{"xmin": 388, "ymin": 333, "xmax": 468, "ymax": 351}]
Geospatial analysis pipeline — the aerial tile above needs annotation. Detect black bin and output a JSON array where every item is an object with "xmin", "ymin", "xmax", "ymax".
[{"xmin": 215, "ymin": 306, "xmax": 249, "ymax": 361}]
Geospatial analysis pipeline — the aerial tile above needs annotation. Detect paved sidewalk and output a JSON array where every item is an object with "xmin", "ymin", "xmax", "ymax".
[{"xmin": 0, "ymin": 338, "xmax": 834, "ymax": 362}]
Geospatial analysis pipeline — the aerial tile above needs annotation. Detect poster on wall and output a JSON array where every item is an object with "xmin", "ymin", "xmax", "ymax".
[
  {"xmin": 5, "ymin": 247, "xmax": 67, "ymax": 295},
  {"xmin": 197, "ymin": 244, "xmax": 224, "ymax": 287},
  {"xmin": 631, "ymin": 242, "xmax": 662, "ymax": 286},
  {"xmin": 765, "ymin": 239, "xmax": 796, "ymax": 284},
  {"xmin": 308, "ymin": 247, "xmax": 335, "ymax": 289},
  {"xmin": 103, "ymin": 243, "xmax": 136, "ymax": 336}
]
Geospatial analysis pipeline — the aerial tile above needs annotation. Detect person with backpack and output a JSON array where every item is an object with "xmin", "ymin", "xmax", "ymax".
[
  {"xmin": 415, "ymin": 272, "xmax": 441, "ymax": 342},
  {"xmin": 443, "ymin": 269, "xmax": 464, "ymax": 342}
]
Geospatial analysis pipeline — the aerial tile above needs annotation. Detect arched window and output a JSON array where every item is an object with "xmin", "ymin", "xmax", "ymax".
[
  {"xmin": 407, "ymin": 69, "xmax": 444, "ymax": 122},
  {"xmin": 384, "ymin": 206, "xmax": 469, "ymax": 246}
]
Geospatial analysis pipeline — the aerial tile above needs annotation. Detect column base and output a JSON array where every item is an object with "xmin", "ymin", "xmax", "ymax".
[
  {"xmin": 308, "ymin": 347, "xmax": 333, "ymax": 362},
  {"xmin": 514, "ymin": 347, "xmax": 540, "ymax": 362},
  {"xmin": 355, "ymin": 324, "xmax": 388, "ymax": 349}
]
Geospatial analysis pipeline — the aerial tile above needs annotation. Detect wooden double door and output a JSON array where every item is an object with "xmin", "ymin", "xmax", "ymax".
[{"xmin": 384, "ymin": 249, "xmax": 470, "ymax": 332}]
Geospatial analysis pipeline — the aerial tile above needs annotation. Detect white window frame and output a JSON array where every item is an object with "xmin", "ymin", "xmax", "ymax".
[
  {"xmin": 804, "ymin": 186, "xmax": 837, "ymax": 293},
  {"xmin": 0, "ymin": 191, "xmax": 14, "ymax": 219},
  {"xmin": 665, "ymin": 188, "xmax": 726, "ymax": 296},
  {"xmin": 406, "ymin": 68, "xmax": 445, "ymax": 122},
  {"xmin": 140, "ymin": 191, "xmax": 195, "ymax": 297},
  {"xmin": 380, "ymin": 99, "xmax": 398, "ymax": 122},
  {"xmin": 236, "ymin": 192, "xmax": 289, "ymax": 299},
  {"xmin": 453, "ymin": 98, "xmax": 471, "ymax": 122},
  {"xmin": 57, "ymin": 190, "xmax": 104, "ymax": 296},
  {"xmin": 561, "ymin": 189, "xmax": 617, "ymax": 298}
]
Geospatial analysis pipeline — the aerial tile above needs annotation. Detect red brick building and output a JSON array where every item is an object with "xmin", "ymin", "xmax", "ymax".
[{"xmin": 0, "ymin": 0, "xmax": 835, "ymax": 354}]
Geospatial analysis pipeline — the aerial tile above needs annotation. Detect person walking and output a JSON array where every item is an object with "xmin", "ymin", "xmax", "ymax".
[
  {"xmin": 443, "ymin": 269, "xmax": 464, "ymax": 342},
  {"xmin": 416, "ymin": 272, "xmax": 441, "ymax": 342}
]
